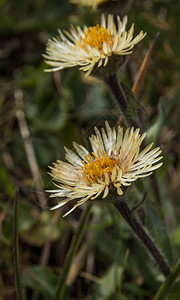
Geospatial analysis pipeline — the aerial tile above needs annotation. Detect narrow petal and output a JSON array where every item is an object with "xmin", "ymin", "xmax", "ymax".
[{"xmin": 50, "ymin": 201, "xmax": 67, "ymax": 210}]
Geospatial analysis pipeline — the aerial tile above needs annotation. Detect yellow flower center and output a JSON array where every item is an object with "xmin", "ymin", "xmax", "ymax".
[
  {"xmin": 81, "ymin": 151, "xmax": 118, "ymax": 183},
  {"xmin": 79, "ymin": 24, "xmax": 113, "ymax": 52}
]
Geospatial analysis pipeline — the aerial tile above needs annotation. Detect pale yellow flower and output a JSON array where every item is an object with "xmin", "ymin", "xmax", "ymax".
[
  {"xmin": 71, "ymin": 0, "xmax": 115, "ymax": 10},
  {"xmin": 48, "ymin": 122, "xmax": 162, "ymax": 216},
  {"xmin": 43, "ymin": 14, "xmax": 146, "ymax": 76}
]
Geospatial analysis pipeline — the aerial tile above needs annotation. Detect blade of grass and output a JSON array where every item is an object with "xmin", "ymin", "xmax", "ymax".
[
  {"xmin": 15, "ymin": 89, "xmax": 46, "ymax": 208},
  {"xmin": 118, "ymin": 249, "xmax": 130, "ymax": 296},
  {"xmin": 66, "ymin": 242, "xmax": 87, "ymax": 286},
  {"xmin": 53, "ymin": 203, "xmax": 92, "ymax": 300},
  {"xmin": 153, "ymin": 260, "xmax": 180, "ymax": 300},
  {"xmin": 132, "ymin": 33, "xmax": 160, "ymax": 98},
  {"xmin": 13, "ymin": 189, "xmax": 25, "ymax": 300}
]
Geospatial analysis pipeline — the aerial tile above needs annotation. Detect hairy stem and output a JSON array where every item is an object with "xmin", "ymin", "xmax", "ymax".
[
  {"xmin": 106, "ymin": 73, "xmax": 128, "ymax": 123},
  {"xmin": 114, "ymin": 200, "xmax": 170, "ymax": 277},
  {"xmin": 106, "ymin": 73, "xmax": 140, "ymax": 128},
  {"xmin": 107, "ymin": 73, "xmax": 162, "ymax": 204}
]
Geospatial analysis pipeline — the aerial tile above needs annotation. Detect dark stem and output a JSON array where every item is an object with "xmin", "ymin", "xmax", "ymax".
[
  {"xmin": 106, "ymin": 73, "xmax": 141, "ymax": 129},
  {"xmin": 106, "ymin": 73, "xmax": 128, "ymax": 123},
  {"xmin": 107, "ymin": 73, "xmax": 162, "ymax": 205},
  {"xmin": 114, "ymin": 200, "xmax": 170, "ymax": 277}
]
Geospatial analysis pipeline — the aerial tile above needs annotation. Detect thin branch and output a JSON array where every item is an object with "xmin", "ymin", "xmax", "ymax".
[
  {"xmin": 13, "ymin": 190, "xmax": 24, "ymax": 300},
  {"xmin": 15, "ymin": 89, "xmax": 46, "ymax": 208},
  {"xmin": 130, "ymin": 192, "xmax": 147, "ymax": 213},
  {"xmin": 132, "ymin": 33, "xmax": 160, "ymax": 98},
  {"xmin": 66, "ymin": 243, "xmax": 87, "ymax": 286}
]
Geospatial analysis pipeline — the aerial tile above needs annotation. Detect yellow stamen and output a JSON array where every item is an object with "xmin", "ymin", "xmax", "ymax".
[
  {"xmin": 81, "ymin": 151, "xmax": 118, "ymax": 183},
  {"xmin": 79, "ymin": 24, "xmax": 113, "ymax": 52}
]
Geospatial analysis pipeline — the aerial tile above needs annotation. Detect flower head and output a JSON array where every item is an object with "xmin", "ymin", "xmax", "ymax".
[
  {"xmin": 48, "ymin": 122, "xmax": 162, "ymax": 216},
  {"xmin": 71, "ymin": 0, "xmax": 113, "ymax": 10},
  {"xmin": 43, "ymin": 14, "xmax": 146, "ymax": 76}
]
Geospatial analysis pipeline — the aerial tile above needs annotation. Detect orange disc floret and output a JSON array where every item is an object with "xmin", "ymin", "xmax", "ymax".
[
  {"xmin": 80, "ymin": 25, "xmax": 113, "ymax": 52},
  {"xmin": 81, "ymin": 151, "xmax": 118, "ymax": 183}
]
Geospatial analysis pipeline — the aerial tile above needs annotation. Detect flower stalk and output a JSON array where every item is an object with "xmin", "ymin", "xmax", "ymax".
[
  {"xmin": 106, "ymin": 73, "xmax": 128, "ymax": 122},
  {"xmin": 114, "ymin": 199, "xmax": 170, "ymax": 277},
  {"xmin": 106, "ymin": 73, "xmax": 163, "ymax": 205},
  {"xmin": 106, "ymin": 72, "xmax": 141, "ymax": 130}
]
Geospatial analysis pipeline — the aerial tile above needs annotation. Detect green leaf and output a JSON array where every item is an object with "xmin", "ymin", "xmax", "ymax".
[
  {"xmin": 95, "ymin": 264, "xmax": 123, "ymax": 300},
  {"xmin": 153, "ymin": 261, "xmax": 180, "ymax": 300},
  {"xmin": 18, "ymin": 200, "xmax": 37, "ymax": 235},
  {"xmin": 171, "ymin": 227, "xmax": 180, "ymax": 246},
  {"xmin": 22, "ymin": 266, "xmax": 58, "ymax": 297},
  {"xmin": 0, "ymin": 159, "xmax": 14, "ymax": 195},
  {"xmin": 21, "ymin": 210, "xmax": 63, "ymax": 247},
  {"xmin": 96, "ymin": 231, "xmax": 125, "ymax": 264},
  {"xmin": 145, "ymin": 199, "xmax": 172, "ymax": 264},
  {"xmin": 146, "ymin": 98, "xmax": 165, "ymax": 145},
  {"xmin": 93, "ymin": 250, "xmax": 130, "ymax": 300},
  {"xmin": 135, "ymin": 241, "xmax": 162, "ymax": 290},
  {"xmin": 168, "ymin": 279, "xmax": 180, "ymax": 300}
]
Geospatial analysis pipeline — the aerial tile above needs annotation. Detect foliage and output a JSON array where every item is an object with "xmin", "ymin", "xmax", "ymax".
[{"xmin": 0, "ymin": 0, "xmax": 180, "ymax": 299}]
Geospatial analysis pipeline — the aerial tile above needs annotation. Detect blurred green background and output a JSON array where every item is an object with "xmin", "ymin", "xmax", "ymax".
[{"xmin": 0, "ymin": 0, "xmax": 180, "ymax": 299}]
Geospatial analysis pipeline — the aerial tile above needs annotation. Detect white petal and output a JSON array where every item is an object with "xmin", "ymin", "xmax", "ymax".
[
  {"xmin": 103, "ymin": 185, "xmax": 109, "ymax": 198},
  {"xmin": 65, "ymin": 147, "xmax": 83, "ymax": 166},
  {"xmin": 63, "ymin": 206, "xmax": 77, "ymax": 217},
  {"xmin": 50, "ymin": 201, "xmax": 67, "ymax": 210},
  {"xmin": 73, "ymin": 142, "xmax": 89, "ymax": 161}
]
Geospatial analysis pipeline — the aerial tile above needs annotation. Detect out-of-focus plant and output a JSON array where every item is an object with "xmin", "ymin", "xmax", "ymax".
[{"xmin": 1, "ymin": 0, "xmax": 180, "ymax": 299}]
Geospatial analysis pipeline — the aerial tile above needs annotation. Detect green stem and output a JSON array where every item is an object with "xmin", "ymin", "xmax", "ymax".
[
  {"xmin": 13, "ymin": 190, "xmax": 24, "ymax": 300},
  {"xmin": 153, "ymin": 260, "xmax": 180, "ymax": 300},
  {"xmin": 53, "ymin": 203, "xmax": 92, "ymax": 300},
  {"xmin": 114, "ymin": 200, "xmax": 170, "ymax": 277}
]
